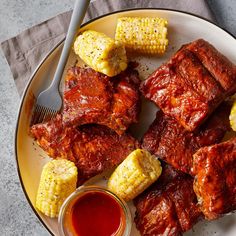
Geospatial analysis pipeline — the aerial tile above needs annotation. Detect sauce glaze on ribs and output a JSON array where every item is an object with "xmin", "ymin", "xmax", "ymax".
[
  {"xmin": 134, "ymin": 164, "xmax": 202, "ymax": 236},
  {"xmin": 141, "ymin": 39, "xmax": 236, "ymax": 131},
  {"xmin": 142, "ymin": 103, "xmax": 231, "ymax": 174},
  {"xmin": 192, "ymin": 137, "xmax": 236, "ymax": 220},
  {"xmin": 63, "ymin": 65, "xmax": 141, "ymax": 135},
  {"xmin": 186, "ymin": 39, "xmax": 236, "ymax": 93},
  {"xmin": 31, "ymin": 115, "xmax": 138, "ymax": 184}
]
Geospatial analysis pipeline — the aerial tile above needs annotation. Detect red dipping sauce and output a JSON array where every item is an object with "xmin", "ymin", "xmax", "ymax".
[
  {"xmin": 58, "ymin": 186, "xmax": 131, "ymax": 236},
  {"xmin": 72, "ymin": 191, "xmax": 122, "ymax": 236}
]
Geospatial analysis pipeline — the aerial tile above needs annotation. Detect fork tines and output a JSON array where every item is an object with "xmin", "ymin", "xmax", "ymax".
[{"xmin": 30, "ymin": 105, "xmax": 58, "ymax": 126}]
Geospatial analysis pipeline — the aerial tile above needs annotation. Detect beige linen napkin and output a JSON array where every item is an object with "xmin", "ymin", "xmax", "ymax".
[{"xmin": 1, "ymin": 0, "xmax": 214, "ymax": 96}]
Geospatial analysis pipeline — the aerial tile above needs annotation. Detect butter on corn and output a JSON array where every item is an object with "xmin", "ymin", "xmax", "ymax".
[
  {"xmin": 36, "ymin": 159, "xmax": 77, "ymax": 218},
  {"xmin": 230, "ymin": 100, "xmax": 236, "ymax": 131},
  {"xmin": 115, "ymin": 17, "xmax": 168, "ymax": 54},
  {"xmin": 74, "ymin": 30, "xmax": 127, "ymax": 76},
  {"xmin": 108, "ymin": 149, "xmax": 162, "ymax": 201}
]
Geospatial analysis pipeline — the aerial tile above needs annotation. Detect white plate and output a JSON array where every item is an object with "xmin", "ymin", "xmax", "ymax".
[{"xmin": 15, "ymin": 9, "xmax": 236, "ymax": 236}]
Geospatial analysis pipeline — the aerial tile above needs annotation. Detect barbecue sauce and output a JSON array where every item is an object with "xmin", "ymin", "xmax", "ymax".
[{"xmin": 70, "ymin": 191, "xmax": 124, "ymax": 236}]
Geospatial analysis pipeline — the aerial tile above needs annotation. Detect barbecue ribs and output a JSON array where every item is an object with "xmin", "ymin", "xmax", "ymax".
[
  {"xmin": 141, "ymin": 39, "xmax": 236, "ymax": 131},
  {"xmin": 142, "ymin": 103, "xmax": 231, "ymax": 174},
  {"xmin": 63, "ymin": 65, "xmax": 141, "ymax": 135},
  {"xmin": 134, "ymin": 164, "xmax": 202, "ymax": 236},
  {"xmin": 192, "ymin": 137, "xmax": 236, "ymax": 220},
  {"xmin": 186, "ymin": 39, "xmax": 236, "ymax": 93},
  {"xmin": 31, "ymin": 115, "xmax": 138, "ymax": 184}
]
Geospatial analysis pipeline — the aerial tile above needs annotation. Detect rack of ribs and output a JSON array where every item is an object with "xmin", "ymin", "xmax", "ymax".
[
  {"xmin": 142, "ymin": 102, "xmax": 231, "ymax": 174},
  {"xmin": 141, "ymin": 39, "xmax": 236, "ymax": 131},
  {"xmin": 63, "ymin": 64, "xmax": 141, "ymax": 135},
  {"xmin": 31, "ymin": 115, "xmax": 139, "ymax": 185},
  {"xmin": 192, "ymin": 137, "xmax": 236, "ymax": 220},
  {"xmin": 134, "ymin": 163, "xmax": 202, "ymax": 236}
]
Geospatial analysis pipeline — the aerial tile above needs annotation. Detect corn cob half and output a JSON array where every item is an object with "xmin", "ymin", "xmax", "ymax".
[
  {"xmin": 107, "ymin": 149, "xmax": 162, "ymax": 201},
  {"xmin": 230, "ymin": 100, "xmax": 236, "ymax": 131},
  {"xmin": 36, "ymin": 159, "xmax": 77, "ymax": 217},
  {"xmin": 74, "ymin": 30, "xmax": 127, "ymax": 77},
  {"xmin": 115, "ymin": 17, "xmax": 168, "ymax": 54}
]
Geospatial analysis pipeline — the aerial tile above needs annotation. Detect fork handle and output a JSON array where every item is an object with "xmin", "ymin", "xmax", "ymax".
[{"xmin": 50, "ymin": 0, "xmax": 90, "ymax": 89}]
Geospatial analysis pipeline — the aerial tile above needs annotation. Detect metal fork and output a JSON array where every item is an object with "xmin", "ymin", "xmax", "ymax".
[{"xmin": 31, "ymin": 0, "xmax": 90, "ymax": 125}]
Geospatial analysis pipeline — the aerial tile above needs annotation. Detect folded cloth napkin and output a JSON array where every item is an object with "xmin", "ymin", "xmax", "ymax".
[{"xmin": 1, "ymin": 0, "xmax": 214, "ymax": 96}]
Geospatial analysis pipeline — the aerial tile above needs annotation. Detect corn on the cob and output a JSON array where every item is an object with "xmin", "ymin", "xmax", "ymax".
[
  {"xmin": 74, "ymin": 30, "xmax": 127, "ymax": 77},
  {"xmin": 107, "ymin": 149, "xmax": 162, "ymax": 201},
  {"xmin": 115, "ymin": 17, "xmax": 168, "ymax": 54},
  {"xmin": 36, "ymin": 159, "xmax": 77, "ymax": 217},
  {"xmin": 230, "ymin": 100, "xmax": 236, "ymax": 131}
]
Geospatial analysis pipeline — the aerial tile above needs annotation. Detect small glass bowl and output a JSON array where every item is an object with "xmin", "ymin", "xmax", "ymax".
[{"xmin": 58, "ymin": 185, "xmax": 132, "ymax": 236}]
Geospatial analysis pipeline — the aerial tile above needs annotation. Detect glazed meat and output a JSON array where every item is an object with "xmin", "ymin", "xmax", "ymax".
[
  {"xmin": 31, "ymin": 115, "xmax": 138, "ymax": 184},
  {"xmin": 142, "ymin": 103, "xmax": 231, "ymax": 174},
  {"xmin": 141, "ymin": 39, "xmax": 236, "ymax": 131},
  {"xmin": 63, "ymin": 65, "xmax": 141, "ymax": 134},
  {"xmin": 192, "ymin": 137, "xmax": 236, "ymax": 220},
  {"xmin": 134, "ymin": 164, "xmax": 202, "ymax": 236},
  {"xmin": 30, "ymin": 114, "xmax": 79, "ymax": 160},
  {"xmin": 186, "ymin": 39, "xmax": 236, "ymax": 93},
  {"xmin": 72, "ymin": 125, "xmax": 138, "ymax": 184}
]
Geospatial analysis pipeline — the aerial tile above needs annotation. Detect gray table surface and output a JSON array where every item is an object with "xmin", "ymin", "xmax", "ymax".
[{"xmin": 0, "ymin": 0, "xmax": 235, "ymax": 235}]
